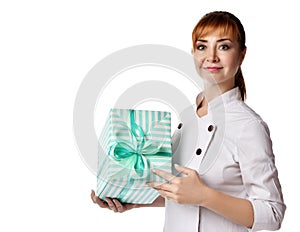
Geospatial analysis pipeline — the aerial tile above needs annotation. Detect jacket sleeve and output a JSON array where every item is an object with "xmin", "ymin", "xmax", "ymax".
[{"xmin": 237, "ymin": 119, "xmax": 286, "ymax": 231}]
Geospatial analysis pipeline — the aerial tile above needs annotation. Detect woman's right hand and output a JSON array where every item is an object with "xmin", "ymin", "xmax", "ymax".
[{"xmin": 91, "ymin": 190, "xmax": 139, "ymax": 213}]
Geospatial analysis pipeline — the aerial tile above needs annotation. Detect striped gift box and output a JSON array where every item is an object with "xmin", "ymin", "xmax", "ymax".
[{"xmin": 96, "ymin": 108, "xmax": 172, "ymax": 204}]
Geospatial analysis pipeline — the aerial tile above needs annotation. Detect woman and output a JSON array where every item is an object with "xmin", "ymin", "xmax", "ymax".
[{"xmin": 91, "ymin": 11, "xmax": 286, "ymax": 231}]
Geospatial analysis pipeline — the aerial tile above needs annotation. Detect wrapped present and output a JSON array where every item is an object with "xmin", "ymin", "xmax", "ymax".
[{"xmin": 96, "ymin": 108, "xmax": 172, "ymax": 204}]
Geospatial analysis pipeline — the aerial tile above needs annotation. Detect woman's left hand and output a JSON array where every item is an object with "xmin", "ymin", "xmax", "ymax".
[
  {"xmin": 91, "ymin": 190, "xmax": 139, "ymax": 213},
  {"xmin": 147, "ymin": 164, "xmax": 209, "ymax": 205}
]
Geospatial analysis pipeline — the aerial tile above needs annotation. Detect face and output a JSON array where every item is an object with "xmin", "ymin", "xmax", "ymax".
[{"xmin": 193, "ymin": 30, "xmax": 246, "ymax": 90}]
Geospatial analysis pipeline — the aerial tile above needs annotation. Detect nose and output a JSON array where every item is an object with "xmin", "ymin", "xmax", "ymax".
[{"xmin": 206, "ymin": 48, "xmax": 219, "ymax": 63}]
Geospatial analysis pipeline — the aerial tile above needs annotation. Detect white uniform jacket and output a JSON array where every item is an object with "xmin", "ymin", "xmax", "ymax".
[{"xmin": 164, "ymin": 88, "xmax": 286, "ymax": 232}]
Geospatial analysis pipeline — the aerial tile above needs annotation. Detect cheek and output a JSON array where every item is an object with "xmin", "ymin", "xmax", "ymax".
[
  {"xmin": 193, "ymin": 56, "xmax": 205, "ymax": 76},
  {"xmin": 223, "ymin": 55, "xmax": 240, "ymax": 72},
  {"xmin": 193, "ymin": 55, "xmax": 202, "ymax": 66}
]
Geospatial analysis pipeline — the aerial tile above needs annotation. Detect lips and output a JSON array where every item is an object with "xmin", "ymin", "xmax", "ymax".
[{"xmin": 204, "ymin": 66, "xmax": 223, "ymax": 72}]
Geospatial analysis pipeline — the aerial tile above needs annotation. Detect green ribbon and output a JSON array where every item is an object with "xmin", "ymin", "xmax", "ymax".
[{"xmin": 108, "ymin": 110, "xmax": 171, "ymax": 179}]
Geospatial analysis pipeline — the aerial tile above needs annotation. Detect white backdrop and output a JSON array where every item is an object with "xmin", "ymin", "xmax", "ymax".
[{"xmin": 0, "ymin": 0, "xmax": 298, "ymax": 231}]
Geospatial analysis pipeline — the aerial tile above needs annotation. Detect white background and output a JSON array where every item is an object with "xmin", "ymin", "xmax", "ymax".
[{"xmin": 0, "ymin": 0, "xmax": 298, "ymax": 231}]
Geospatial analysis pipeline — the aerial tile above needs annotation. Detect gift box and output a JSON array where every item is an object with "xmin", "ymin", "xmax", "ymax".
[{"xmin": 96, "ymin": 108, "xmax": 172, "ymax": 204}]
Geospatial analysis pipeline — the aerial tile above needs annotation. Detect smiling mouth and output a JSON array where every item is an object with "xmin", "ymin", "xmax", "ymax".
[{"xmin": 204, "ymin": 67, "xmax": 223, "ymax": 72}]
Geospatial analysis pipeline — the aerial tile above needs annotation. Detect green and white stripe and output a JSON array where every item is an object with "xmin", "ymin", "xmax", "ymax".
[{"xmin": 96, "ymin": 108, "xmax": 172, "ymax": 204}]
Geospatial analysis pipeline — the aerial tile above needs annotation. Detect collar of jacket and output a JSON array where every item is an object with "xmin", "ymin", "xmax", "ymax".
[{"xmin": 194, "ymin": 87, "xmax": 242, "ymax": 115}]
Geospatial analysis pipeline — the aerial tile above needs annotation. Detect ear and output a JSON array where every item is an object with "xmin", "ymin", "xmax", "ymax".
[{"xmin": 240, "ymin": 47, "xmax": 247, "ymax": 65}]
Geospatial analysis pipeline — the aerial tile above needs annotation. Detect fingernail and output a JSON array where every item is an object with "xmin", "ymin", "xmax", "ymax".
[
  {"xmin": 174, "ymin": 163, "xmax": 179, "ymax": 167},
  {"xmin": 152, "ymin": 169, "xmax": 157, "ymax": 173}
]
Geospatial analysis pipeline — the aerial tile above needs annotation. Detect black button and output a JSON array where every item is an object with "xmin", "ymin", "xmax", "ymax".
[
  {"xmin": 208, "ymin": 125, "xmax": 214, "ymax": 132},
  {"xmin": 177, "ymin": 123, "xmax": 183, "ymax": 129},
  {"xmin": 196, "ymin": 148, "xmax": 202, "ymax": 155}
]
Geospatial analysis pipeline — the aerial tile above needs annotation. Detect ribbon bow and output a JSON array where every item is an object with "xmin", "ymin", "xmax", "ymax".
[{"xmin": 108, "ymin": 110, "xmax": 171, "ymax": 179}]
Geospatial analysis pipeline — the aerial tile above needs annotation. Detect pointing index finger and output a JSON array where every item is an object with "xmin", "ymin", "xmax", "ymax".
[
  {"xmin": 152, "ymin": 168, "xmax": 175, "ymax": 182},
  {"xmin": 174, "ymin": 164, "xmax": 196, "ymax": 176}
]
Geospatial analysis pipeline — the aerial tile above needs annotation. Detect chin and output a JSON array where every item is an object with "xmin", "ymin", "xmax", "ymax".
[{"xmin": 200, "ymin": 75, "xmax": 220, "ymax": 85}]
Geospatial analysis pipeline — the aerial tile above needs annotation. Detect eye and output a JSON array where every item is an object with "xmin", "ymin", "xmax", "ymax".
[
  {"xmin": 196, "ymin": 44, "xmax": 206, "ymax": 50},
  {"xmin": 219, "ymin": 44, "xmax": 230, "ymax": 50}
]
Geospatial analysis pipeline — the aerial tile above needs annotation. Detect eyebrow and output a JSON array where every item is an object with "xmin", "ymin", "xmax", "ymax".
[{"xmin": 196, "ymin": 38, "xmax": 232, "ymax": 43}]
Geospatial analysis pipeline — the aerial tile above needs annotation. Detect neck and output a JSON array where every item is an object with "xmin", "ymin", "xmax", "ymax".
[{"xmin": 203, "ymin": 81, "xmax": 235, "ymax": 102}]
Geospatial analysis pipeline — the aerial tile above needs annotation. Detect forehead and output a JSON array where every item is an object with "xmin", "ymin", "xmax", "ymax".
[{"xmin": 195, "ymin": 24, "xmax": 238, "ymax": 41}]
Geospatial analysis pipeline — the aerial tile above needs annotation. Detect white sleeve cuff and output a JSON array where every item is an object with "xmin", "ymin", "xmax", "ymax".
[{"xmin": 248, "ymin": 199, "xmax": 285, "ymax": 231}]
